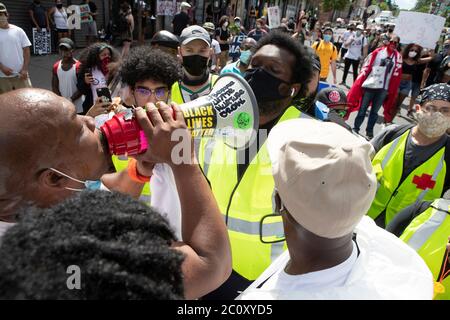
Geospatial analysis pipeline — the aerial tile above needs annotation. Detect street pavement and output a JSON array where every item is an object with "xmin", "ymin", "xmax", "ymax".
[{"xmin": 28, "ymin": 52, "xmax": 416, "ymax": 138}]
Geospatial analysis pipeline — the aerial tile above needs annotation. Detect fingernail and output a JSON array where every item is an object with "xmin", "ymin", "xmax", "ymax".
[{"xmin": 145, "ymin": 103, "xmax": 157, "ymax": 112}]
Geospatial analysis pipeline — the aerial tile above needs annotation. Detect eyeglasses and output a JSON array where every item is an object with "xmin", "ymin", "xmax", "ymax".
[
  {"xmin": 423, "ymin": 104, "xmax": 450, "ymax": 116},
  {"xmin": 135, "ymin": 86, "xmax": 168, "ymax": 101}
]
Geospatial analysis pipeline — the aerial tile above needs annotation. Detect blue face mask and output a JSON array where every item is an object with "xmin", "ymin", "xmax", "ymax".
[
  {"xmin": 323, "ymin": 34, "xmax": 332, "ymax": 42},
  {"xmin": 49, "ymin": 168, "xmax": 104, "ymax": 192},
  {"xmin": 240, "ymin": 50, "xmax": 252, "ymax": 65}
]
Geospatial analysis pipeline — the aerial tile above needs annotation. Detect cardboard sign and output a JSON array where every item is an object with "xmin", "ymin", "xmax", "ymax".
[
  {"xmin": 267, "ymin": 6, "xmax": 280, "ymax": 29},
  {"xmin": 285, "ymin": 5, "xmax": 297, "ymax": 20},
  {"xmin": 157, "ymin": 0, "xmax": 176, "ymax": 16},
  {"xmin": 394, "ymin": 11, "xmax": 445, "ymax": 49},
  {"xmin": 32, "ymin": 28, "xmax": 51, "ymax": 55},
  {"xmin": 79, "ymin": 3, "xmax": 93, "ymax": 24}
]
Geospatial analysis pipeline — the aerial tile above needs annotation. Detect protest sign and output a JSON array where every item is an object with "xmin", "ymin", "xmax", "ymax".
[
  {"xmin": 80, "ymin": 3, "xmax": 93, "ymax": 24},
  {"xmin": 157, "ymin": 0, "xmax": 176, "ymax": 16},
  {"xmin": 32, "ymin": 28, "xmax": 51, "ymax": 55},
  {"xmin": 285, "ymin": 5, "xmax": 297, "ymax": 20},
  {"xmin": 267, "ymin": 6, "xmax": 280, "ymax": 29},
  {"xmin": 394, "ymin": 11, "xmax": 445, "ymax": 49}
]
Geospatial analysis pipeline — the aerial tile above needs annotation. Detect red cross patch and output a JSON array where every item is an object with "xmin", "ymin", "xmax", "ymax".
[{"xmin": 412, "ymin": 174, "xmax": 436, "ymax": 190}]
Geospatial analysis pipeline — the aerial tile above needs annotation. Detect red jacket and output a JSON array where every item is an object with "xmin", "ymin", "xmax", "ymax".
[{"xmin": 345, "ymin": 46, "xmax": 403, "ymax": 123}]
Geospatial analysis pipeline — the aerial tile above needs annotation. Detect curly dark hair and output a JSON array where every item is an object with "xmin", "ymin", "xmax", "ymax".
[
  {"xmin": 0, "ymin": 191, "xmax": 185, "ymax": 300},
  {"xmin": 252, "ymin": 31, "xmax": 313, "ymax": 99},
  {"xmin": 78, "ymin": 42, "xmax": 120, "ymax": 78},
  {"xmin": 402, "ymin": 43, "xmax": 423, "ymax": 62},
  {"xmin": 120, "ymin": 46, "xmax": 183, "ymax": 88}
]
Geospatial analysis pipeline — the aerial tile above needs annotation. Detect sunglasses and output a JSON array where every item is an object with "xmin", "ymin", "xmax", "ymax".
[
  {"xmin": 259, "ymin": 191, "xmax": 286, "ymax": 244},
  {"xmin": 135, "ymin": 86, "xmax": 168, "ymax": 101}
]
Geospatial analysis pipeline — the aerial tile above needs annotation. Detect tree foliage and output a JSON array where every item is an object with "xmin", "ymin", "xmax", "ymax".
[{"xmin": 322, "ymin": 0, "xmax": 350, "ymax": 12}]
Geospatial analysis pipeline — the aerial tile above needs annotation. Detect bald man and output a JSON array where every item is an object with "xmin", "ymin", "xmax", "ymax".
[{"xmin": 0, "ymin": 88, "xmax": 231, "ymax": 299}]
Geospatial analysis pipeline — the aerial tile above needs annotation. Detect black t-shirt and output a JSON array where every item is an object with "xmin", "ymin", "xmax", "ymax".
[
  {"xmin": 29, "ymin": 3, "xmax": 47, "ymax": 27},
  {"xmin": 172, "ymin": 12, "xmax": 189, "ymax": 36},
  {"xmin": 412, "ymin": 62, "xmax": 427, "ymax": 84},
  {"xmin": 386, "ymin": 200, "xmax": 432, "ymax": 237},
  {"xmin": 215, "ymin": 27, "xmax": 230, "ymax": 51},
  {"xmin": 88, "ymin": 1, "xmax": 97, "ymax": 20},
  {"xmin": 426, "ymin": 53, "xmax": 445, "ymax": 86}
]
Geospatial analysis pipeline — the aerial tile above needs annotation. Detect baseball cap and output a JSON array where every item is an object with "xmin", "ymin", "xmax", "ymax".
[
  {"xmin": 180, "ymin": 1, "xmax": 191, "ymax": 8},
  {"xmin": 202, "ymin": 22, "xmax": 215, "ymax": 32},
  {"xmin": 356, "ymin": 24, "xmax": 364, "ymax": 30},
  {"xmin": 58, "ymin": 38, "xmax": 75, "ymax": 50},
  {"xmin": 0, "ymin": 2, "xmax": 7, "ymax": 13},
  {"xmin": 267, "ymin": 119, "xmax": 377, "ymax": 239},
  {"xmin": 316, "ymin": 87, "xmax": 348, "ymax": 109},
  {"xmin": 180, "ymin": 25, "xmax": 211, "ymax": 46}
]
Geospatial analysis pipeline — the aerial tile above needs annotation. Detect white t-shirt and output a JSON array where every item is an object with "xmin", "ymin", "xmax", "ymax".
[
  {"xmin": 0, "ymin": 24, "xmax": 32, "ymax": 78},
  {"xmin": 150, "ymin": 163, "xmax": 182, "ymax": 240},
  {"xmin": 344, "ymin": 35, "xmax": 368, "ymax": 60},
  {"xmin": 341, "ymin": 30, "xmax": 354, "ymax": 49},
  {"xmin": 90, "ymin": 67, "xmax": 108, "ymax": 101},
  {"xmin": 211, "ymin": 39, "xmax": 221, "ymax": 69},
  {"xmin": 55, "ymin": 60, "xmax": 84, "ymax": 113},
  {"xmin": 260, "ymin": 243, "xmax": 358, "ymax": 293},
  {"xmin": 237, "ymin": 216, "xmax": 433, "ymax": 300}
]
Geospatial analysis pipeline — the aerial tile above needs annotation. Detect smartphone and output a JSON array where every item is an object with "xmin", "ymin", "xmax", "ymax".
[{"xmin": 96, "ymin": 87, "xmax": 112, "ymax": 103}]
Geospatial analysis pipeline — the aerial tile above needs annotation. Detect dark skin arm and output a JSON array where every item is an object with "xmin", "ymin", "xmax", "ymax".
[
  {"xmin": 52, "ymin": 71, "xmax": 61, "ymax": 96},
  {"xmin": 135, "ymin": 102, "xmax": 232, "ymax": 299}
]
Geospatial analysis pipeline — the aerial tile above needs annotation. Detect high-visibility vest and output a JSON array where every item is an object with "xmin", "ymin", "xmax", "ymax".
[
  {"xmin": 111, "ymin": 155, "xmax": 151, "ymax": 204},
  {"xmin": 400, "ymin": 198, "xmax": 450, "ymax": 300},
  {"xmin": 198, "ymin": 106, "xmax": 310, "ymax": 280},
  {"xmin": 367, "ymin": 129, "xmax": 446, "ymax": 226},
  {"xmin": 170, "ymin": 74, "xmax": 219, "ymax": 105}
]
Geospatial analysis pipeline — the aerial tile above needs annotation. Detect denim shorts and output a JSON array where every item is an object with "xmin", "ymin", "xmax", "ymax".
[
  {"xmin": 399, "ymin": 79, "xmax": 412, "ymax": 95},
  {"xmin": 411, "ymin": 81, "xmax": 421, "ymax": 97}
]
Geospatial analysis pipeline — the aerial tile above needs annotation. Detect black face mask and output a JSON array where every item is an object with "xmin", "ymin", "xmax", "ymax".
[
  {"xmin": 182, "ymin": 55, "xmax": 209, "ymax": 77},
  {"xmin": 244, "ymin": 68, "xmax": 291, "ymax": 114},
  {"xmin": 56, "ymin": 3, "xmax": 63, "ymax": 8}
]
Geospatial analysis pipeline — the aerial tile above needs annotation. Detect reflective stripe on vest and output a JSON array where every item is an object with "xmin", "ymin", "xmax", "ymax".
[
  {"xmin": 400, "ymin": 198, "xmax": 450, "ymax": 300},
  {"xmin": 171, "ymin": 74, "xmax": 219, "ymax": 105},
  {"xmin": 199, "ymin": 106, "xmax": 307, "ymax": 280},
  {"xmin": 367, "ymin": 129, "xmax": 447, "ymax": 226},
  {"xmin": 111, "ymin": 155, "xmax": 151, "ymax": 204}
]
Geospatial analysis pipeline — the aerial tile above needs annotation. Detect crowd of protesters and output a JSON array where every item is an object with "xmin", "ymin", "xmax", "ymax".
[{"xmin": 1, "ymin": 1, "xmax": 450, "ymax": 301}]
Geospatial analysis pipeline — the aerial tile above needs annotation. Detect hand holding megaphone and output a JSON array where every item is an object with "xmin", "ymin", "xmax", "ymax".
[{"xmin": 100, "ymin": 73, "xmax": 259, "ymax": 156}]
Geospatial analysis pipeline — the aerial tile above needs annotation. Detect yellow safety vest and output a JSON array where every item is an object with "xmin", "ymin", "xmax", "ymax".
[
  {"xmin": 400, "ymin": 198, "xmax": 450, "ymax": 300},
  {"xmin": 171, "ymin": 74, "xmax": 219, "ymax": 105},
  {"xmin": 368, "ymin": 129, "xmax": 446, "ymax": 226},
  {"xmin": 111, "ymin": 155, "xmax": 151, "ymax": 204},
  {"xmin": 199, "ymin": 106, "xmax": 310, "ymax": 280}
]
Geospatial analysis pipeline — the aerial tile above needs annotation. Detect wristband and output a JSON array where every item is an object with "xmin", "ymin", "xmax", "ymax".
[{"xmin": 127, "ymin": 158, "xmax": 151, "ymax": 183}]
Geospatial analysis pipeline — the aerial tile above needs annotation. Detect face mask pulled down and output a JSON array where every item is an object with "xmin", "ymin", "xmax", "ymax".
[
  {"xmin": 416, "ymin": 111, "xmax": 450, "ymax": 138},
  {"xmin": 49, "ymin": 168, "xmax": 109, "ymax": 192}
]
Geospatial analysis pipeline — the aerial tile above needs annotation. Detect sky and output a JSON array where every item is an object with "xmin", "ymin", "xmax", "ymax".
[{"xmin": 393, "ymin": 0, "xmax": 417, "ymax": 10}]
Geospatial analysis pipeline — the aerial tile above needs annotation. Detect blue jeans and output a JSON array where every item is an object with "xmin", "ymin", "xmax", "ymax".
[{"xmin": 353, "ymin": 89, "xmax": 388, "ymax": 134}]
